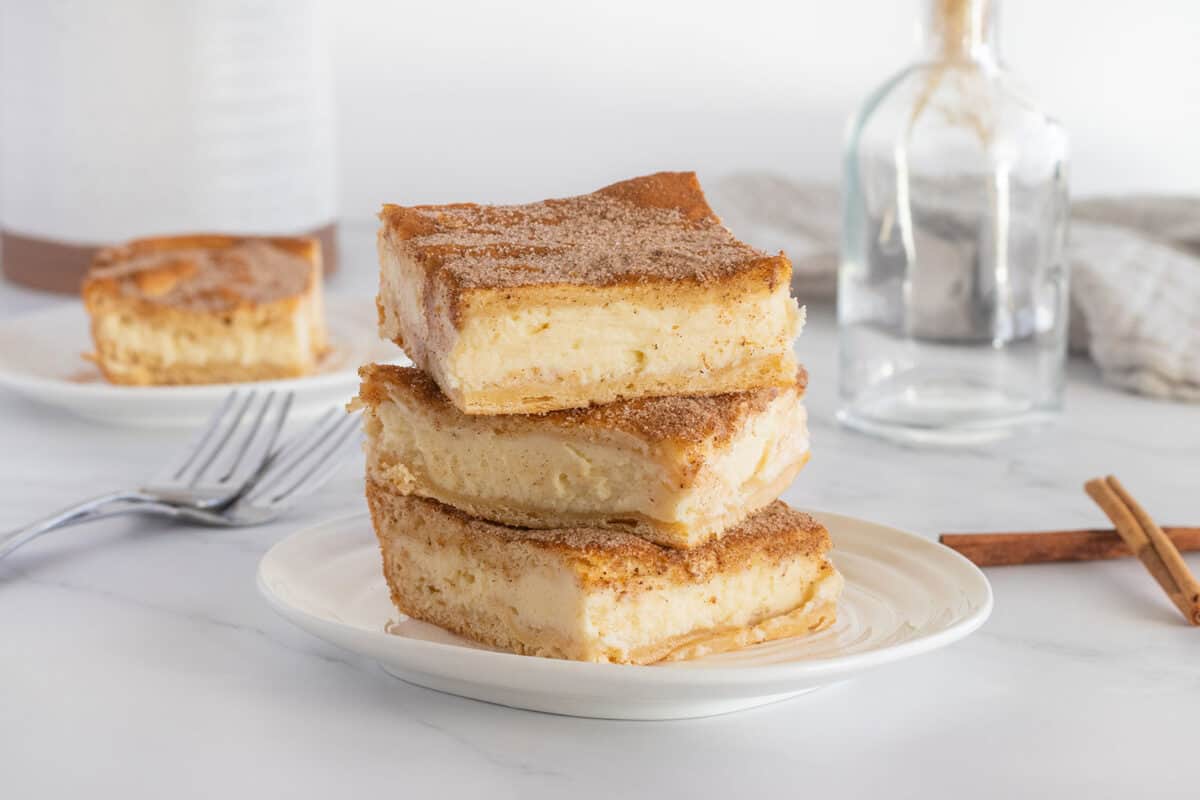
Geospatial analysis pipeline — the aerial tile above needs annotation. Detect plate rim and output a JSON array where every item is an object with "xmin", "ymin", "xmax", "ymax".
[{"xmin": 257, "ymin": 509, "xmax": 994, "ymax": 687}]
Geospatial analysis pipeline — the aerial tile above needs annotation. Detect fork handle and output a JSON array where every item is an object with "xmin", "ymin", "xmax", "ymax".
[{"xmin": 0, "ymin": 491, "xmax": 151, "ymax": 561}]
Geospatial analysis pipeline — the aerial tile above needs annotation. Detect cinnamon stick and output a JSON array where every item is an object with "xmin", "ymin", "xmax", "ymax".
[
  {"xmin": 939, "ymin": 527, "xmax": 1200, "ymax": 567},
  {"xmin": 1085, "ymin": 476, "xmax": 1200, "ymax": 626}
]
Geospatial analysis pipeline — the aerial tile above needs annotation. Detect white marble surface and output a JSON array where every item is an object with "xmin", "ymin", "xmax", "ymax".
[{"xmin": 2, "ymin": 224, "xmax": 1198, "ymax": 799}]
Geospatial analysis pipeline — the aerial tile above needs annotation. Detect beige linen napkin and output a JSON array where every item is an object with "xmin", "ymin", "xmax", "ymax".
[{"xmin": 708, "ymin": 173, "xmax": 1200, "ymax": 402}]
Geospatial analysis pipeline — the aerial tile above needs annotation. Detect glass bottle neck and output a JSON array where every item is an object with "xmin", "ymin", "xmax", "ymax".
[{"xmin": 921, "ymin": 0, "xmax": 1000, "ymax": 65}]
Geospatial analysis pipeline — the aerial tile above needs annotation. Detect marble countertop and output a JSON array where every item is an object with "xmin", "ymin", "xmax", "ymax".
[{"xmin": 2, "ymin": 227, "xmax": 1198, "ymax": 799}]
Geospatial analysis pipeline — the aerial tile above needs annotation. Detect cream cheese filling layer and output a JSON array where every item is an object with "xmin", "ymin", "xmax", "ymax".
[
  {"xmin": 675, "ymin": 397, "xmax": 809, "ymax": 523},
  {"xmin": 445, "ymin": 291, "xmax": 803, "ymax": 396},
  {"xmin": 93, "ymin": 309, "xmax": 310, "ymax": 370},
  {"xmin": 390, "ymin": 525, "xmax": 841, "ymax": 663},
  {"xmin": 389, "ymin": 534, "xmax": 583, "ymax": 649},
  {"xmin": 584, "ymin": 561, "xmax": 843, "ymax": 660},
  {"xmin": 366, "ymin": 389, "xmax": 809, "ymax": 532}
]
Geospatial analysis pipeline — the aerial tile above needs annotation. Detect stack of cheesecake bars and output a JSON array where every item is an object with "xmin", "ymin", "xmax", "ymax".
[{"xmin": 353, "ymin": 171, "xmax": 844, "ymax": 665}]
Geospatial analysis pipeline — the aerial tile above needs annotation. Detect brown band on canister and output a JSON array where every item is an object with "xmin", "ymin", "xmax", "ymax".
[{"xmin": 1, "ymin": 221, "xmax": 341, "ymax": 293}]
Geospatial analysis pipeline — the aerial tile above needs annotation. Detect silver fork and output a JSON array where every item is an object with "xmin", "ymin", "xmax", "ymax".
[
  {"xmin": 122, "ymin": 407, "xmax": 363, "ymax": 528},
  {"xmin": 0, "ymin": 390, "xmax": 293, "ymax": 560}
]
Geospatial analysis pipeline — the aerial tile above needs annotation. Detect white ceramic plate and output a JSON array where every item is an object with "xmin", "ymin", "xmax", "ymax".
[
  {"xmin": 258, "ymin": 511, "xmax": 992, "ymax": 720},
  {"xmin": 0, "ymin": 294, "xmax": 405, "ymax": 426}
]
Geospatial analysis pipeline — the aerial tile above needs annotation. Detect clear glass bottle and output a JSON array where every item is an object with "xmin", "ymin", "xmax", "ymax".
[{"xmin": 838, "ymin": 0, "xmax": 1069, "ymax": 444}]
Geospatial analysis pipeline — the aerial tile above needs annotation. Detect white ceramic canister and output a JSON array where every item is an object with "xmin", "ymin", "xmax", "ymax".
[{"xmin": 0, "ymin": 0, "xmax": 338, "ymax": 291}]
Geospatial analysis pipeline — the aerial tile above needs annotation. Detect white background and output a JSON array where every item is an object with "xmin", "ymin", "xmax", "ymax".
[{"xmin": 328, "ymin": 0, "xmax": 1200, "ymax": 216}]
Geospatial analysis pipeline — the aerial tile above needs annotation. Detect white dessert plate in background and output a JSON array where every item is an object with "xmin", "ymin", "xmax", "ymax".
[
  {"xmin": 258, "ymin": 511, "xmax": 992, "ymax": 720},
  {"xmin": 0, "ymin": 294, "xmax": 406, "ymax": 427}
]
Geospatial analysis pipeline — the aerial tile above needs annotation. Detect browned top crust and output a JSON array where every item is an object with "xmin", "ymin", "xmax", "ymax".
[
  {"xmin": 377, "ymin": 171, "xmax": 788, "ymax": 292},
  {"xmin": 358, "ymin": 363, "xmax": 807, "ymax": 449},
  {"xmin": 84, "ymin": 234, "xmax": 319, "ymax": 312},
  {"xmin": 383, "ymin": 489, "xmax": 832, "ymax": 590}
]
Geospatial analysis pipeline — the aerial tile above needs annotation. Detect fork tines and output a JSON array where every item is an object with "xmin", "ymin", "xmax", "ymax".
[
  {"xmin": 160, "ymin": 390, "xmax": 293, "ymax": 493},
  {"xmin": 243, "ymin": 408, "xmax": 362, "ymax": 506}
]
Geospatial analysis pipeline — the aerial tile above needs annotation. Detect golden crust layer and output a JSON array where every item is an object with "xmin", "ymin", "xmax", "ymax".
[
  {"xmin": 357, "ymin": 362, "xmax": 806, "ymax": 451},
  {"xmin": 89, "ymin": 358, "xmax": 313, "ymax": 386},
  {"xmin": 656, "ymin": 599, "xmax": 838, "ymax": 662},
  {"xmin": 427, "ymin": 352, "xmax": 798, "ymax": 417}
]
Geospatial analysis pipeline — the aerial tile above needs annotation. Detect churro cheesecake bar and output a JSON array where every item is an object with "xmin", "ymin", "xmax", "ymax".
[
  {"xmin": 376, "ymin": 171, "xmax": 803, "ymax": 414},
  {"xmin": 82, "ymin": 234, "xmax": 327, "ymax": 385},
  {"xmin": 356, "ymin": 363, "xmax": 810, "ymax": 549},
  {"xmin": 368, "ymin": 484, "xmax": 842, "ymax": 664}
]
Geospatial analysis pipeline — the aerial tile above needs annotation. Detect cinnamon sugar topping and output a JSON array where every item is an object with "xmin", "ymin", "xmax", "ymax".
[
  {"xmin": 90, "ymin": 239, "xmax": 315, "ymax": 312},
  {"xmin": 562, "ymin": 367, "xmax": 807, "ymax": 445},
  {"xmin": 379, "ymin": 172, "xmax": 778, "ymax": 290},
  {"xmin": 453, "ymin": 498, "xmax": 827, "ymax": 557}
]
